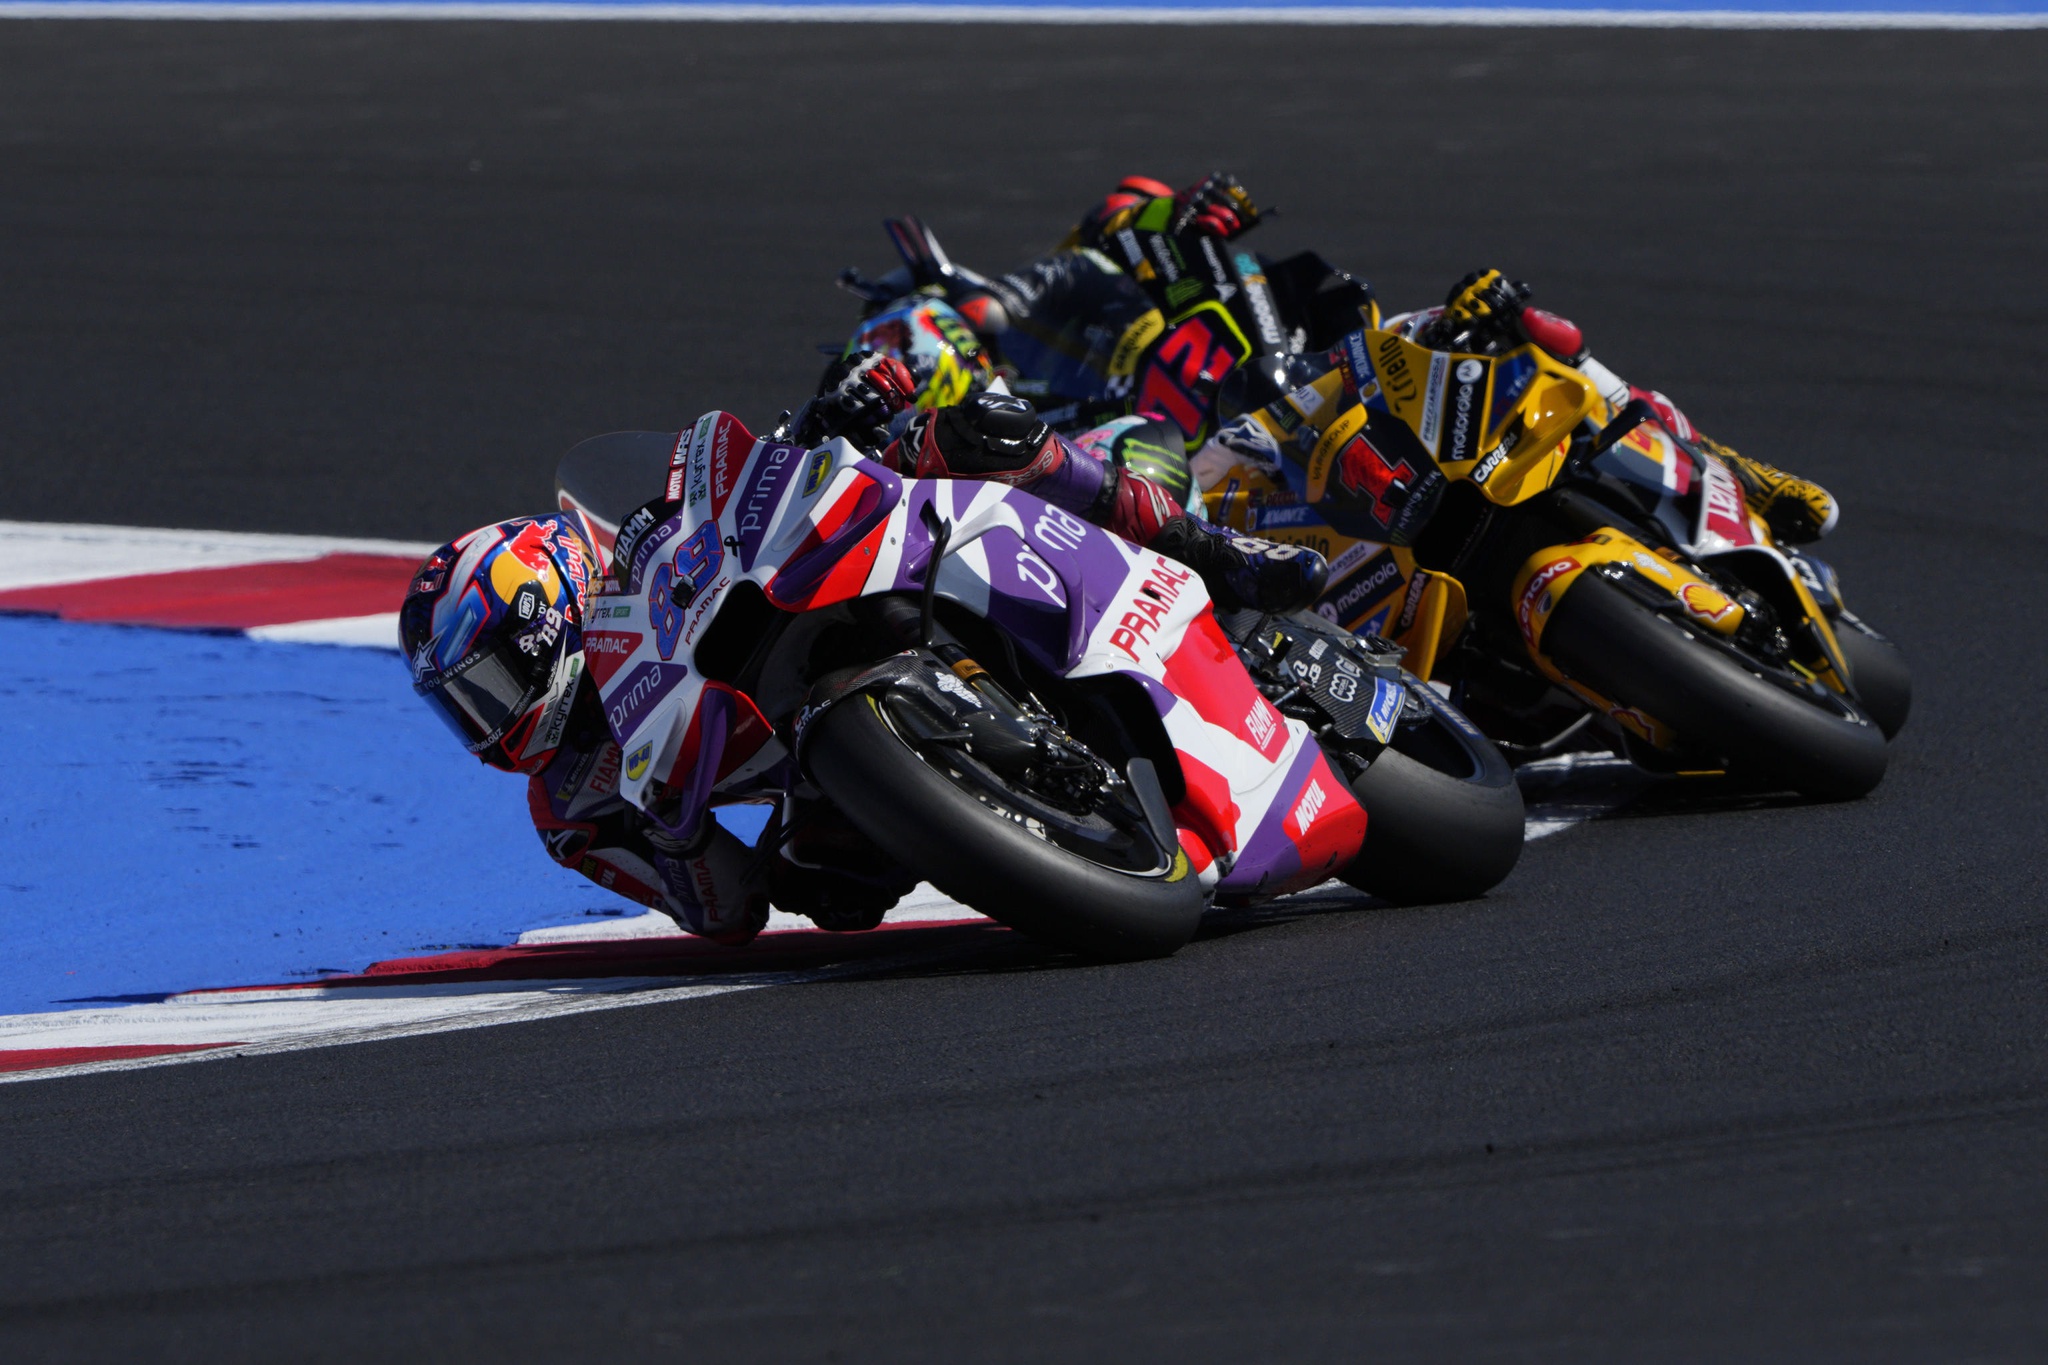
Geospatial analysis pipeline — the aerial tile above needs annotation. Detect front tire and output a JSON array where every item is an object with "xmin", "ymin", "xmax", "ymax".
[
  {"xmin": 1542, "ymin": 573, "xmax": 1888, "ymax": 801},
  {"xmin": 1834, "ymin": 616, "xmax": 1911, "ymax": 740},
  {"xmin": 1340, "ymin": 689, "xmax": 1525, "ymax": 905},
  {"xmin": 805, "ymin": 693, "xmax": 1206, "ymax": 960}
]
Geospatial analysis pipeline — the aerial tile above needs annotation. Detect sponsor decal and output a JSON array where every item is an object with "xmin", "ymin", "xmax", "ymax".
[
  {"xmin": 1443, "ymin": 357, "xmax": 1486, "ymax": 464},
  {"xmin": 604, "ymin": 660, "xmax": 690, "ymax": 741},
  {"xmin": 1364, "ymin": 677, "xmax": 1403, "ymax": 745},
  {"xmin": 1517, "ymin": 556, "xmax": 1579, "ymax": 644},
  {"xmin": 1327, "ymin": 670, "xmax": 1359, "ymax": 703},
  {"xmin": 1198, "ymin": 235, "xmax": 1230, "ymax": 289},
  {"xmin": 1291, "ymin": 779, "xmax": 1328, "ymax": 835},
  {"xmin": 1234, "ymin": 251, "xmax": 1285, "ymax": 349},
  {"xmin": 1108, "ymin": 560, "xmax": 1196, "ymax": 662},
  {"xmin": 581, "ymin": 629, "xmax": 642, "ymax": 687},
  {"xmin": 1334, "ymin": 431, "xmax": 1420, "ymax": 531},
  {"xmin": 409, "ymin": 553, "xmax": 449, "ymax": 599},
  {"xmin": 1373, "ymin": 332, "xmax": 1419, "ymax": 406},
  {"xmin": 543, "ymin": 827, "xmax": 591, "ymax": 863},
  {"xmin": 585, "ymin": 742, "xmax": 622, "ymax": 798},
  {"xmin": 1249, "ymin": 501, "xmax": 1323, "ymax": 532},
  {"xmin": 623, "ymin": 513, "xmax": 681, "ymax": 597},
  {"xmin": 1321, "ymin": 551, "xmax": 1404, "ymax": 624},
  {"xmin": 1341, "ymin": 329, "xmax": 1374, "ymax": 397},
  {"xmin": 1107, "ymin": 310, "xmax": 1166, "ymax": 378},
  {"xmin": 1147, "ymin": 232, "xmax": 1182, "ymax": 283},
  {"xmin": 665, "ymin": 427, "xmax": 691, "ymax": 502},
  {"xmin": 1489, "ymin": 352, "xmax": 1537, "ymax": 426},
  {"xmin": 1679, "ymin": 580, "xmax": 1740, "ymax": 626},
  {"xmin": 707, "ymin": 419, "xmax": 747, "ymax": 520},
  {"xmin": 554, "ymin": 742, "xmax": 603, "ymax": 803},
  {"xmin": 1418, "ymin": 349, "xmax": 1450, "ymax": 455},
  {"xmin": 935, "ymin": 670, "xmax": 983, "ymax": 708},
  {"xmin": 1471, "ymin": 439, "xmax": 1512, "ymax": 485},
  {"xmin": 1286, "ymin": 381, "xmax": 1326, "ymax": 421},
  {"xmin": 683, "ymin": 416, "xmax": 715, "ymax": 508},
  {"xmin": 1396, "ymin": 570, "xmax": 1431, "ymax": 633},
  {"xmin": 735, "ymin": 442, "xmax": 802, "ymax": 570},
  {"xmin": 1245, "ymin": 698, "xmax": 1277, "ymax": 750},
  {"xmin": 1699, "ymin": 458, "xmax": 1751, "ymax": 544},
  {"xmin": 527, "ymin": 653, "xmax": 583, "ymax": 756},
  {"xmin": 1325, "ymin": 539, "xmax": 1377, "ymax": 579},
  {"xmin": 1032, "ymin": 503, "xmax": 1091, "ymax": 555}
]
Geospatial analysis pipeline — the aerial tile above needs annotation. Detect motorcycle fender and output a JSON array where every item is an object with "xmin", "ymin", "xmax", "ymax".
[
  {"xmin": 1510, "ymin": 531, "xmax": 1750, "ymax": 752},
  {"xmin": 1512, "ymin": 531, "xmax": 1744, "ymax": 658},
  {"xmin": 790, "ymin": 651, "xmax": 966, "ymax": 772}
]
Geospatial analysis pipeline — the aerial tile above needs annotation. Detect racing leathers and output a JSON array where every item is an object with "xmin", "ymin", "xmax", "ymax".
[{"xmin": 525, "ymin": 357, "xmax": 1326, "ymax": 947}]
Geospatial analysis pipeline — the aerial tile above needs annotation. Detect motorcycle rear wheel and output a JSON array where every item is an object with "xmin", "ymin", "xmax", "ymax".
[
  {"xmin": 1340, "ymin": 688, "xmax": 1525, "ymax": 905},
  {"xmin": 1542, "ymin": 574, "xmax": 1888, "ymax": 801},
  {"xmin": 805, "ymin": 692, "xmax": 1206, "ymax": 961}
]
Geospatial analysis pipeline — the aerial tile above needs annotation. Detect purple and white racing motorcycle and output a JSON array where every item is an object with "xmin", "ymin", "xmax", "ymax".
[{"xmin": 554, "ymin": 411, "xmax": 1520, "ymax": 958}]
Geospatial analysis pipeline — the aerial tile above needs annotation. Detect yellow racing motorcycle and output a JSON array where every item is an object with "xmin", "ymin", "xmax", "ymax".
[{"xmin": 1197, "ymin": 325, "xmax": 1908, "ymax": 801}]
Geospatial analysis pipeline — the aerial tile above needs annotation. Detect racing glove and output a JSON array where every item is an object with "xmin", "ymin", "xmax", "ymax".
[
  {"xmin": 793, "ymin": 350, "xmax": 918, "ymax": 448},
  {"xmin": 1169, "ymin": 172, "xmax": 1262, "ymax": 241},
  {"xmin": 1421, "ymin": 268, "xmax": 1532, "ymax": 350},
  {"xmin": 1421, "ymin": 268, "xmax": 1589, "ymax": 363},
  {"xmin": 1148, "ymin": 516, "xmax": 1328, "ymax": 614},
  {"xmin": 1073, "ymin": 172, "xmax": 1265, "ymax": 313}
]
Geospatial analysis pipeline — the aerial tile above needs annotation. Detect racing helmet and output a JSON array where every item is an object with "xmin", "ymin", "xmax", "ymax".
[
  {"xmin": 399, "ymin": 512, "xmax": 599, "ymax": 773},
  {"xmin": 843, "ymin": 294, "xmax": 995, "ymax": 410}
]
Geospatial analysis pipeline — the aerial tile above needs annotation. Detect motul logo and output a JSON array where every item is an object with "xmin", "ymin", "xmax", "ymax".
[{"xmin": 1293, "ymin": 780, "xmax": 1327, "ymax": 834}]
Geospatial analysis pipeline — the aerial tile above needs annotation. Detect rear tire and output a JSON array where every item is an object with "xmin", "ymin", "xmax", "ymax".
[
  {"xmin": 1340, "ymin": 693, "xmax": 1525, "ymax": 905},
  {"xmin": 806, "ymin": 693, "xmax": 1206, "ymax": 960},
  {"xmin": 1542, "ymin": 574, "xmax": 1887, "ymax": 801},
  {"xmin": 1834, "ymin": 618, "xmax": 1911, "ymax": 740}
]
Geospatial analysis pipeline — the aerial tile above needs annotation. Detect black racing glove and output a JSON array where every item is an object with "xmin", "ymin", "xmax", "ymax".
[
  {"xmin": 792, "ymin": 350, "xmax": 918, "ymax": 448},
  {"xmin": 1421, "ymin": 268, "xmax": 1532, "ymax": 351}
]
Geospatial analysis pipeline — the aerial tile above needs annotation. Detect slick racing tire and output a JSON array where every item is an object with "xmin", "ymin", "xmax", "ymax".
[
  {"xmin": 1542, "ymin": 573, "xmax": 1888, "ymax": 802},
  {"xmin": 1834, "ymin": 617, "xmax": 1912, "ymax": 740},
  {"xmin": 1339, "ymin": 686, "xmax": 1525, "ymax": 905},
  {"xmin": 806, "ymin": 693, "xmax": 1206, "ymax": 961}
]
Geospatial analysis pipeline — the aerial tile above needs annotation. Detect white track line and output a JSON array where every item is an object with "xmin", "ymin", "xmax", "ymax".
[
  {"xmin": 0, "ymin": 519, "xmax": 433, "ymax": 593},
  {"xmin": 0, "ymin": 3, "xmax": 2041, "ymax": 27}
]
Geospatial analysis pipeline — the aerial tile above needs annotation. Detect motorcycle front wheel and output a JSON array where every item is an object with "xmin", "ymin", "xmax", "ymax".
[
  {"xmin": 805, "ymin": 692, "xmax": 1206, "ymax": 961},
  {"xmin": 1339, "ymin": 683, "xmax": 1525, "ymax": 905},
  {"xmin": 1833, "ymin": 615, "xmax": 1911, "ymax": 740},
  {"xmin": 1541, "ymin": 573, "xmax": 1888, "ymax": 801}
]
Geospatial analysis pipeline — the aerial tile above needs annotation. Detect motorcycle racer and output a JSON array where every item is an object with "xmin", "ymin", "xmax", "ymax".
[
  {"xmin": 846, "ymin": 175, "xmax": 1841, "ymax": 549},
  {"xmin": 1390, "ymin": 268, "xmax": 1840, "ymax": 544},
  {"xmin": 399, "ymin": 358, "xmax": 1327, "ymax": 947}
]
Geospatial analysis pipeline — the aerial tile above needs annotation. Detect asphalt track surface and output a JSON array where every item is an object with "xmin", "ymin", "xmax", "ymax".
[{"xmin": 4, "ymin": 20, "xmax": 2048, "ymax": 1361}]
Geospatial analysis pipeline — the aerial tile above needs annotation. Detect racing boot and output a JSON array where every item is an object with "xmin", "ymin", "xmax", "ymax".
[
  {"xmin": 645, "ymin": 820, "xmax": 771, "ymax": 947},
  {"xmin": 1705, "ymin": 438, "xmax": 1840, "ymax": 543},
  {"xmin": 1147, "ymin": 515, "xmax": 1328, "ymax": 614}
]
